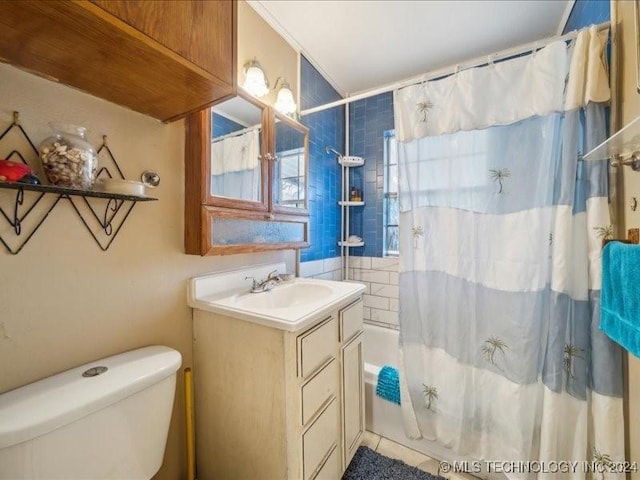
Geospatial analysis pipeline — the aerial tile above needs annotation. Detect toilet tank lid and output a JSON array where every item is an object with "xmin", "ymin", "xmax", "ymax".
[{"xmin": 0, "ymin": 345, "xmax": 182, "ymax": 450}]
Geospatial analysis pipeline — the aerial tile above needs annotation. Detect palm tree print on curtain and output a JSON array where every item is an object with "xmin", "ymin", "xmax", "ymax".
[
  {"xmin": 481, "ymin": 337, "xmax": 508, "ymax": 366},
  {"xmin": 489, "ymin": 168, "xmax": 510, "ymax": 194},
  {"xmin": 422, "ymin": 384, "xmax": 438, "ymax": 411}
]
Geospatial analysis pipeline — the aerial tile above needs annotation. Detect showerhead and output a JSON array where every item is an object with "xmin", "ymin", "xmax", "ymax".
[{"xmin": 325, "ymin": 146, "xmax": 343, "ymax": 158}]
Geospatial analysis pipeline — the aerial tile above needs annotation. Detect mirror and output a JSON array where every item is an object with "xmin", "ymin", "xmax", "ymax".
[
  {"xmin": 273, "ymin": 117, "xmax": 307, "ymax": 210},
  {"xmin": 210, "ymin": 96, "xmax": 264, "ymax": 202}
]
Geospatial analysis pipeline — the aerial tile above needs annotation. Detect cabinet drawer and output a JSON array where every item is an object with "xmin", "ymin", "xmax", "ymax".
[
  {"xmin": 339, "ymin": 299, "xmax": 363, "ymax": 343},
  {"xmin": 313, "ymin": 445, "xmax": 340, "ymax": 480},
  {"xmin": 301, "ymin": 359, "xmax": 337, "ymax": 425},
  {"xmin": 298, "ymin": 316, "xmax": 336, "ymax": 379},
  {"xmin": 303, "ymin": 399, "xmax": 338, "ymax": 480}
]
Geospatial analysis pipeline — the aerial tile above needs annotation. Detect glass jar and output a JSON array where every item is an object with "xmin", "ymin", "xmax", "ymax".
[{"xmin": 39, "ymin": 123, "xmax": 98, "ymax": 189}]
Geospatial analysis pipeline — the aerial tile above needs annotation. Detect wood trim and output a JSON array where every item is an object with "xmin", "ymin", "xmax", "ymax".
[
  {"xmin": 203, "ymin": 242, "xmax": 309, "ymax": 256},
  {"xmin": 185, "ymin": 111, "xmax": 206, "ymax": 255}
]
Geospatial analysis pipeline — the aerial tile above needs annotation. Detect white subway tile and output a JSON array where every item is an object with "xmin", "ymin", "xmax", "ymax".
[
  {"xmin": 363, "ymin": 294, "xmax": 389, "ymax": 310},
  {"xmin": 364, "ymin": 319, "xmax": 400, "ymax": 331},
  {"xmin": 363, "ymin": 306, "xmax": 371, "ymax": 319},
  {"xmin": 371, "ymin": 308, "xmax": 399, "ymax": 325},
  {"xmin": 371, "ymin": 257, "xmax": 399, "ymax": 271},
  {"xmin": 300, "ymin": 260, "xmax": 324, "ymax": 278},
  {"xmin": 314, "ymin": 272, "xmax": 334, "ymax": 280},
  {"xmin": 389, "ymin": 298, "xmax": 399, "ymax": 312},
  {"xmin": 352, "ymin": 269, "xmax": 390, "ymax": 284},
  {"xmin": 331, "ymin": 270, "xmax": 342, "ymax": 281},
  {"xmin": 349, "ymin": 256, "xmax": 372, "ymax": 269},
  {"xmin": 343, "ymin": 280, "xmax": 369, "ymax": 294},
  {"xmin": 389, "ymin": 272, "xmax": 399, "ymax": 285},
  {"xmin": 370, "ymin": 283, "xmax": 399, "ymax": 299},
  {"xmin": 323, "ymin": 256, "xmax": 342, "ymax": 272}
]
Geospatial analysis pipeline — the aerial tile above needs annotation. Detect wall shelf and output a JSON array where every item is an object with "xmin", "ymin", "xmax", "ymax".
[
  {"xmin": 0, "ymin": 181, "xmax": 156, "ymax": 202},
  {"xmin": 338, "ymin": 154, "xmax": 365, "ymax": 280},
  {"xmin": 338, "ymin": 241, "xmax": 365, "ymax": 247},
  {"xmin": 0, "ymin": 112, "xmax": 157, "ymax": 254},
  {"xmin": 584, "ymin": 114, "xmax": 640, "ymax": 165}
]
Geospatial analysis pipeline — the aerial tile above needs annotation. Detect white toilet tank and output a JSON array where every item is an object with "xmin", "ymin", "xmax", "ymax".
[{"xmin": 0, "ymin": 345, "xmax": 182, "ymax": 480}]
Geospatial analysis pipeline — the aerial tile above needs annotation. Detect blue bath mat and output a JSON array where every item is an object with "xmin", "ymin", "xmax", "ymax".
[
  {"xmin": 376, "ymin": 365, "xmax": 401, "ymax": 405},
  {"xmin": 342, "ymin": 446, "xmax": 445, "ymax": 480}
]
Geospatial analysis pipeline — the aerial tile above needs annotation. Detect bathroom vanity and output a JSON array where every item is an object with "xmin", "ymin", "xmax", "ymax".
[{"xmin": 188, "ymin": 265, "xmax": 365, "ymax": 480}]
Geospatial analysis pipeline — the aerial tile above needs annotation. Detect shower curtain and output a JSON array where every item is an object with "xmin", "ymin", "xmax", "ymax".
[
  {"xmin": 211, "ymin": 128, "xmax": 261, "ymax": 201},
  {"xmin": 394, "ymin": 26, "xmax": 624, "ymax": 480}
]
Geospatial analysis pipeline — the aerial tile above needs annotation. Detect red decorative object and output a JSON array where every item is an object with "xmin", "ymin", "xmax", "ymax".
[{"xmin": 0, "ymin": 159, "xmax": 34, "ymax": 182}]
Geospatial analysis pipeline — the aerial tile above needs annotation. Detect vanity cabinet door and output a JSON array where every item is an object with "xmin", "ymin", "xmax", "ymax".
[{"xmin": 341, "ymin": 332, "xmax": 365, "ymax": 469}]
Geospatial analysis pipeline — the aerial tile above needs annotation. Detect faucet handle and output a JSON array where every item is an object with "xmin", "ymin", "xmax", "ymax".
[
  {"xmin": 267, "ymin": 270, "xmax": 281, "ymax": 282},
  {"xmin": 245, "ymin": 276, "xmax": 259, "ymax": 289}
]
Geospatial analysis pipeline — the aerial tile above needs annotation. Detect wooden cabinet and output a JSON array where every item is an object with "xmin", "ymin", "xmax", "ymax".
[
  {"xmin": 185, "ymin": 91, "xmax": 309, "ymax": 255},
  {"xmin": 0, "ymin": 0, "xmax": 236, "ymax": 122},
  {"xmin": 192, "ymin": 297, "xmax": 364, "ymax": 480}
]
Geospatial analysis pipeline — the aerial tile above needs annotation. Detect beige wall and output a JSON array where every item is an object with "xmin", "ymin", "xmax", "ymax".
[
  {"xmin": 237, "ymin": 1, "xmax": 299, "ymax": 110},
  {"xmin": 615, "ymin": 0, "xmax": 640, "ymax": 476},
  {"xmin": 0, "ymin": 62, "xmax": 294, "ymax": 479}
]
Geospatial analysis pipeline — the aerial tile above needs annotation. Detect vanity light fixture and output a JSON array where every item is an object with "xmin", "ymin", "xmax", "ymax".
[
  {"xmin": 274, "ymin": 77, "xmax": 297, "ymax": 115},
  {"xmin": 243, "ymin": 58, "xmax": 269, "ymax": 98}
]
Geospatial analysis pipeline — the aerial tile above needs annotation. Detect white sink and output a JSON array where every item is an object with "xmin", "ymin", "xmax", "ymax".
[
  {"xmin": 188, "ymin": 265, "xmax": 365, "ymax": 331},
  {"xmin": 231, "ymin": 282, "xmax": 333, "ymax": 310}
]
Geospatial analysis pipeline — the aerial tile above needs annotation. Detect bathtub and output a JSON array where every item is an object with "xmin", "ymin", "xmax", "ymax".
[{"xmin": 362, "ymin": 323, "xmax": 498, "ymax": 479}]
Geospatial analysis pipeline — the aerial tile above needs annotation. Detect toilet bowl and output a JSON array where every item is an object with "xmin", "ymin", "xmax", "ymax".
[{"xmin": 0, "ymin": 345, "xmax": 181, "ymax": 479}]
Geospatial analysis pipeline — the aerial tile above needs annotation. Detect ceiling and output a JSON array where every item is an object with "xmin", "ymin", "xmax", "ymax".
[{"xmin": 250, "ymin": 0, "xmax": 573, "ymax": 97}]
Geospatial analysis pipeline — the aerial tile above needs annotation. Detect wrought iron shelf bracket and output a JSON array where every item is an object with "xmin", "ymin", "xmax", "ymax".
[{"xmin": 0, "ymin": 112, "xmax": 157, "ymax": 254}]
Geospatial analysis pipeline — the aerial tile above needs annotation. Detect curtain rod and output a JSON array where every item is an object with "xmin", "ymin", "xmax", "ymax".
[
  {"xmin": 212, "ymin": 124, "xmax": 260, "ymax": 143},
  {"xmin": 300, "ymin": 20, "xmax": 611, "ymax": 117}
]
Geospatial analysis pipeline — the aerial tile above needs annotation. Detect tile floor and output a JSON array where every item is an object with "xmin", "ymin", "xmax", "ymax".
[{"xmin": 360, "ymin": 431, "xmax": 480, "ymax": 480}]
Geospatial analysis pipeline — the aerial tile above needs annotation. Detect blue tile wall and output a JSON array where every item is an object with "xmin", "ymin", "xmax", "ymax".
[
  {"xmin": 347, "ymin": 92, "xmax": 395, "ymax": 258},
  {"xmin": 300, "ymin": 56, "xmax": 345, "ymax": 262},
  {"xmin": 212, "ymin": 113, "xmax": 244, "ymax": 138},
  {"xmin": 563, "ymin": 0, "xmax": 609, "ymax": 33}
]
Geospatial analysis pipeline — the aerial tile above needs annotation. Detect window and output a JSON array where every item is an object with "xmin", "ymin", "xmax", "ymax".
[{"xmin": 383, "ymin": 130, "xmax": 398, "ymax": 256}]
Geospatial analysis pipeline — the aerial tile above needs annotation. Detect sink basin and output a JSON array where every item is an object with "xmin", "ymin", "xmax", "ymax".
[
  {"xmin": 232, "ymin": 283, "xmax": 333, "ymax": 309},
  {"xmin": 188, "ymin": 267, "xmax": 366, "ymax": 332}
]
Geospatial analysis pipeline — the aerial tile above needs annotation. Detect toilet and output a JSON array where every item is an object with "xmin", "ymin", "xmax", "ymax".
[{"xmin": 0, "ymin": 345, "xmax": 182, "ymax": 479}]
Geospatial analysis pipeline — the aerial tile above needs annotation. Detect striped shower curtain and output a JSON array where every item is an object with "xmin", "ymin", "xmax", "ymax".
[{"xmin": 394, "ymin": 26, "xmax": 624, "ymax": 479}]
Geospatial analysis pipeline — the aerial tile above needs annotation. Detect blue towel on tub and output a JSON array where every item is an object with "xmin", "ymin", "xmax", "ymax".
[
  {"xmin": 376, "ymin": 365, "xmax": 401, "ymax": 405},
  {"xmin": 601, "ymin": 241, "xmax": 640, "ymax": 357}
]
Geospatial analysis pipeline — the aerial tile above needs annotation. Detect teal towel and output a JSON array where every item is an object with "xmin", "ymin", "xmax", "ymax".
[
  {"xmin": 376, "ymin": 366, "xmax": 401, "ymax": 405},
  {"xmin": 601, "ymin": 242, "xmax": 640, "ymax": 357}
]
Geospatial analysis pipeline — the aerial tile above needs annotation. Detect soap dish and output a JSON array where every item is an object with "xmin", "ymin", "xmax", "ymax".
[{"xmin": 94, "ymin": 178, "xmax": 146, "ymax": 196}]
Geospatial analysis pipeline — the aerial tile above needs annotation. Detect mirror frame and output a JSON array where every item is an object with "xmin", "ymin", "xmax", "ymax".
[
  {"xmin": 270, "ymin": 110, "xmax": 310, "ymax": 216},
  {"xmin": 204, "ymin": 89, "xmax": 269, "ymax": 211}
]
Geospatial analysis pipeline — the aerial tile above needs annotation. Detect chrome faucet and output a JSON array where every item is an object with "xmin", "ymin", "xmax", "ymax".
[{"xmin": 245, "ymin": 270, "xmax": 282, "ymax": 293}]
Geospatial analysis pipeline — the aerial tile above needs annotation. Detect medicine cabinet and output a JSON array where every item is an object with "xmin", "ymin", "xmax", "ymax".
[{"xmin": 185, "ymin": 90, "xmax": 309, "ymax": 255}]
